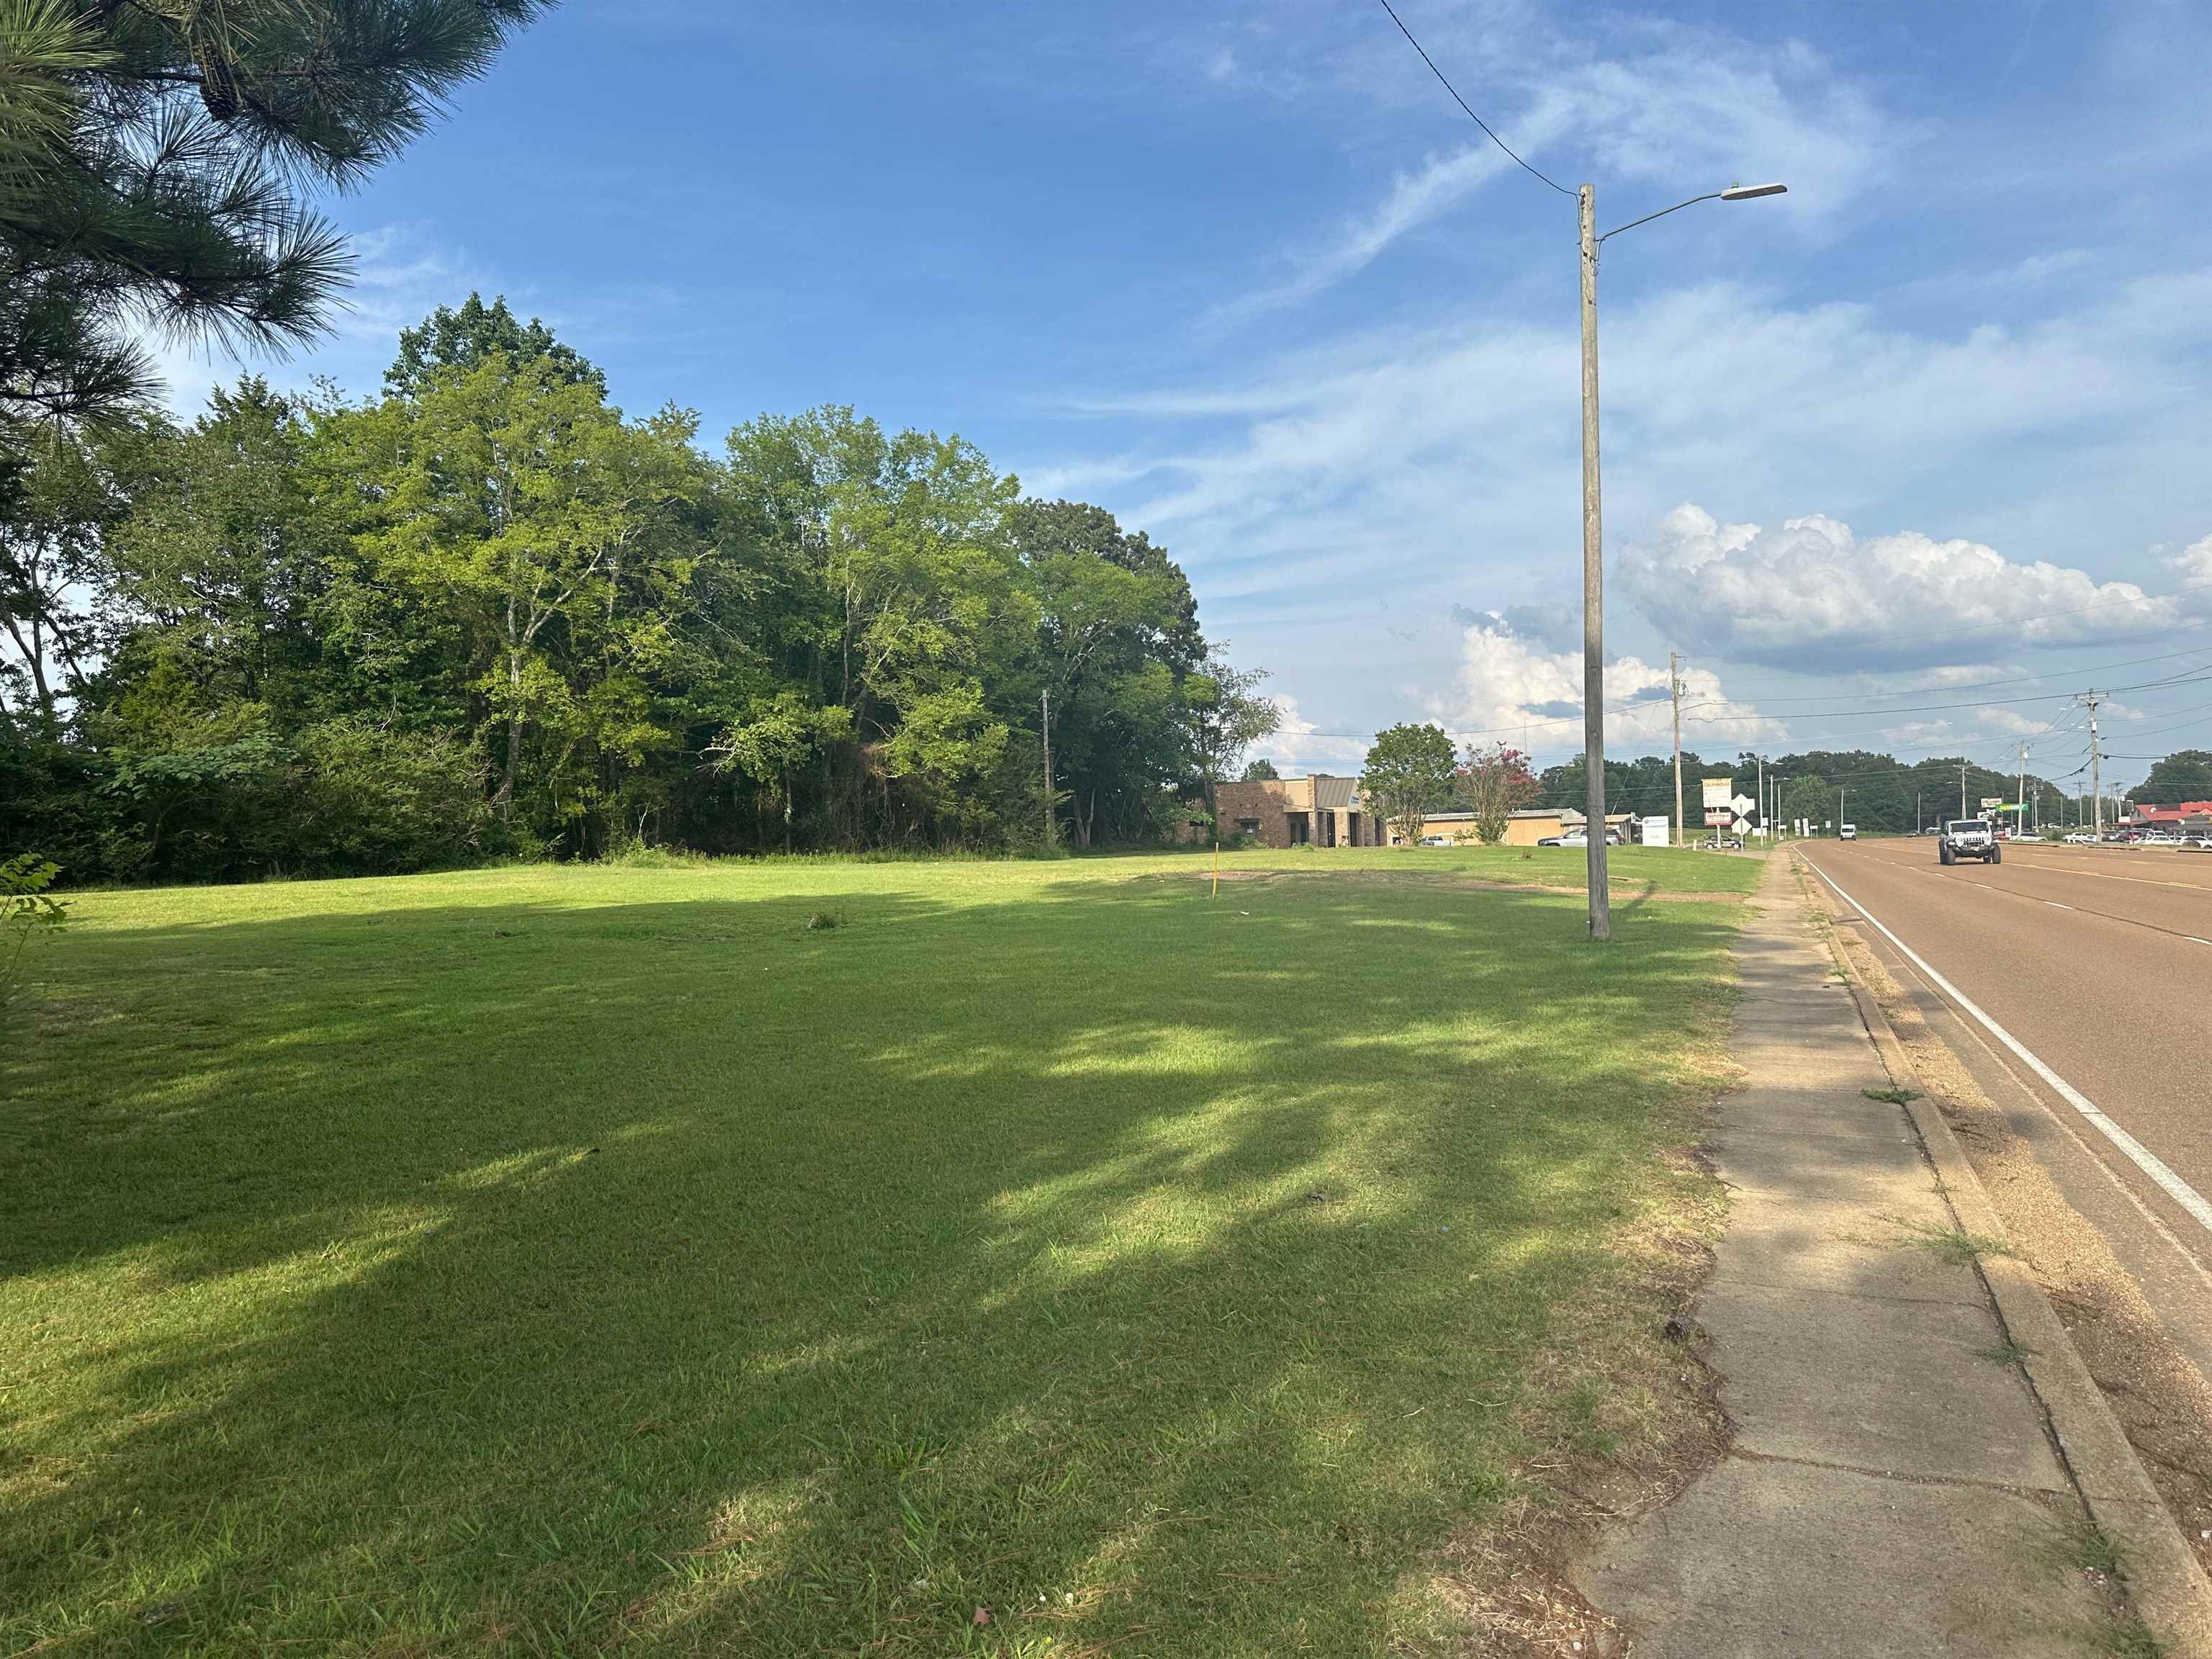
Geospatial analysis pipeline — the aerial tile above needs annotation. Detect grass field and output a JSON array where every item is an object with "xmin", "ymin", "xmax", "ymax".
[{"xmin": 1, "ymin": 847, "xmax": 1755, "ymax": 1655}]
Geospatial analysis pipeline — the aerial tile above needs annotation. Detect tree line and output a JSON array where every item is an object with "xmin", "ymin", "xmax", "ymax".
[
  {"xmin": 1532, "ymin": 748, "xmax": 2127, "ymax": 833},
  {"xmin": 1, "ymin": 298, "xmax": 1275, "ymax": 882}
]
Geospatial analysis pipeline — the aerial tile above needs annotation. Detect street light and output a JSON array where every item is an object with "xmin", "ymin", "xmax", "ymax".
[{"xmin": 1577, "ymin": 181, "xmax": 1786, "ymax": 940}]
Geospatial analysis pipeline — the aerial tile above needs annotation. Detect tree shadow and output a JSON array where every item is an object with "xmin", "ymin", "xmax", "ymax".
[{"xmin": 1, "ymin": 870, "xmax": 1743, "ymax": 1654}]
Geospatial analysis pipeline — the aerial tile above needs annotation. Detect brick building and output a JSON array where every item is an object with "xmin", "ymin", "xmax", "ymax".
[{"xmin": 1213, "ymin": 774, "xmax": 1389, "ymax": 848}]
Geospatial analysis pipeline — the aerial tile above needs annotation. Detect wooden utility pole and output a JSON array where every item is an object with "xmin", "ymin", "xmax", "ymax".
[
  {"xmin": 1578, "ymin": 183, "xmax": 1611, "ymax": 938},
  {"xmin": 2080, "ymin": 691, "xmax": 2105, "ymax": 843},
  {"xmin": 1040, "ymin": 688, "xmax": 1055, "ymax": 847},
  {"xmin": 1671, "ymin": 650, "xmax": 1684, "ymax": 850},
  {"xmin": 1755, "ymin": 752, "xmax": 1764, "ymax": 842}
]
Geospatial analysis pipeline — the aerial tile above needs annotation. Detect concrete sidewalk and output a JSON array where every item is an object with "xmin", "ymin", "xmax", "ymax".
[{"xmin": 1578, "ymin": 855, "xmax": 2121, "ymax": 1656}]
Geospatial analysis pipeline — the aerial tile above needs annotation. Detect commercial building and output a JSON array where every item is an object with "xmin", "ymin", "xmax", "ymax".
[{"xmin": 1213, "ymin": 774, "xmax": 1389, "ymax": 848}]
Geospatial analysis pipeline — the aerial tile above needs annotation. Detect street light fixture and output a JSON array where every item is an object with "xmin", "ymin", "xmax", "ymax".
[{"xmin": 1575, "ymin": 180, "xmax": 1786, "ymax": 940}]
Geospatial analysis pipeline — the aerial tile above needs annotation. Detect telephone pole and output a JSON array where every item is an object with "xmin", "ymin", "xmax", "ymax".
[
  {"xmin": 1670, "ymin": 651, "xmax": 1684, "ymax": 850},
  {"xmin": 1579, "ymin": 185, "xmax": 1611, "ymax": 939},
  {"xmin": 1960, "ymin": 761, "xmax": 1969, "ymax": 822},
  {"xmin": 1755, "ymin": 753, "xmax": 1765, "ymax": 841},
  {"xmin": 1040, "ymin": 688, "xmax": 1055, "ymax": 848},
  {"xmin": 2018, "ymin": 742, "xmax": 2028, "ymax": 838},
  {"xmin": 2078, "ymin": 691, "xmax": 2105, "ymax": 844}
]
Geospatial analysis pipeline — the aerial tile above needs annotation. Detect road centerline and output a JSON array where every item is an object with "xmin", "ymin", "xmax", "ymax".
[{"xmin": 1800, "ymin": 857, "xmax": 2212, "ymax": 1241}]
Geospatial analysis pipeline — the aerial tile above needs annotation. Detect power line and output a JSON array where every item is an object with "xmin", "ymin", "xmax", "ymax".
[
  {"xmin": 1681, "ymin": 667, "xmax": 2212, "ymax": 723},
  {"xmin": 1372, "ymin": 0, "xmax": 1576, "ymax": 199},
  {"xmin": 1711, "ymin": 641, "xmax": 2212, "ymax": 707}
]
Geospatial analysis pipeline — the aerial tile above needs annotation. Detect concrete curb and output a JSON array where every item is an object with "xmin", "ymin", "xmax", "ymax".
[{"xmin": 1789, "ymin": 849, "xmax": 2212, "ymax": 1658}]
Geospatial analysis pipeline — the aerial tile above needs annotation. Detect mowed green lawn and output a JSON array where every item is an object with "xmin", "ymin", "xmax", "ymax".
[{"xmin": 1, "ymin": 848, "xmax": 1754, "ymax": 1655}]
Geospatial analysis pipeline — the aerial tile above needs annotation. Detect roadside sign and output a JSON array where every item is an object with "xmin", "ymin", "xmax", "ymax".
[
  {"xmin": 1702, "ymin": 777, "xmax": 1734, "ymax": 811},
  {"xmin": 1980, "ymin": 796, "xmax": 2003, "ymax": 809},
  {"xmin": 1730, "ymin": 793, "xmax": 1756, "ymax": 817},
  {"xmin": 1640, "ymin": 814, "xmax": 1671, "ymax": 848}
]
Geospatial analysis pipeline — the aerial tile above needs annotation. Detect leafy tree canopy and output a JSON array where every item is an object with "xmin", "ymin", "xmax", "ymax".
[
  {"xmin": 386, "ymin": 293, "xmax": 603, "ymax": 398},
  {"xmin": 1359, "ymin": 722, "xmax": 1457, "ymax": 841},
  {"xmin": 2135, "ymin": 750, "xmax": 2212, "ymax": 806}
]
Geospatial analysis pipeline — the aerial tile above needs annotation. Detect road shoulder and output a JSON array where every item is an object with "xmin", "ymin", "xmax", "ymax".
[
  {"xmin": 1799, "ymin": 848, "xmax": 2212, "ymax": 1654},
  {"xmin": 1578, "ymin": 852, "xmax": 2175, "ymax": 1656}
]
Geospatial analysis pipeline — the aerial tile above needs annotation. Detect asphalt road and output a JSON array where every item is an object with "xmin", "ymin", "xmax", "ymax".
[{"xmin": 1796, "ymin": 837, "xmax": 2212, "ymax": 1333}]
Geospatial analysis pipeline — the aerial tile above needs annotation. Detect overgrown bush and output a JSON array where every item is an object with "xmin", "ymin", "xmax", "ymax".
[{"xmin": 295, "ymin": 718, "xmax": 489, "ymax": 875}]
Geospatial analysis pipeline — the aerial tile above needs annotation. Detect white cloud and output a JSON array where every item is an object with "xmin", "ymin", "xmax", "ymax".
[
  {"xmin": 1254, "ymin": 693, "xmax": 1370, "ymax": 775},
  {"xmin": 1883, "ymin": 719, "xmax": 1956, "ymax": 747},
  {"xmin": 1619, "ymin": 503, "xmax": 2212, "ymax": 670},
  {"xmin": 1206, "ymin": 143, "xmax": 1527, "ymax": 326},
  {"xmin": 1438, "ymin": 614, "xmax": 1781, "ymax": 755},
  {"xmin": 1197, "ymin": 14, "xmax": 1887, "ymax": 328}
]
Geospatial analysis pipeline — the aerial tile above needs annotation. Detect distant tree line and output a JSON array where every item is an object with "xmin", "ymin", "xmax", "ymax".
[
  {"xmin": 1534, "ymin": 748, "xmax": 2126, "ymax": 832},
  {"xmin": 1, "ymin": 299, "xmax": 1276, "ymax": 882}
]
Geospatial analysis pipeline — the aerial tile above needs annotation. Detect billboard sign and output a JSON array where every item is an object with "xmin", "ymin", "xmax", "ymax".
[{"xmin": 1701, "ymin": 776, "xmax": 1734, "ymax": 812}]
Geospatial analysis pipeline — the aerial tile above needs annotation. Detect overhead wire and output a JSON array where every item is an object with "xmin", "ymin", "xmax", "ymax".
[{"xmin": 1371, "ymin": 0, "xmax": 1577, "ymax": 199}]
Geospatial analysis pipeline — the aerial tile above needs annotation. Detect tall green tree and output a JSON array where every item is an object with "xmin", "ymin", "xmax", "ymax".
[
  {"xmin": 341, "ymin": 352, "xmax": 709, "ymax": 836},
  {"xmin": 1361, "ymin": 722, "xmax": 1457, "ymax": 843},
  {"xmin": 2135, "ymin": 750, "xmax": 2212, "ymax": 805},
  {"xmin": 386, "ymin": 293, "xmax": 604, "ymax": 399}
]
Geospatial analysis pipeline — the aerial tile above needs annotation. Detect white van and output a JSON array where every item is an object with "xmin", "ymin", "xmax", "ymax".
[{"xmin": 1838, "ymin": 823, "xmax": 1857, "ymax": 840}]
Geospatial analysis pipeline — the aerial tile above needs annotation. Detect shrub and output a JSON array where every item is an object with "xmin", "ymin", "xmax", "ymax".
[
  {"xmin": 295, "ymin": 718, "xmax": 490, "ymax": 875},
  {"xmin": 1, "ymin": 853, "xmax": 68, "ymax": 1007}
]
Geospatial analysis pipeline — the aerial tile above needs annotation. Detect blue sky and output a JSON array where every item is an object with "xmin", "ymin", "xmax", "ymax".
[{"xmin": 166, "ymin": 0, "xmax": 2212, "ymax": 795}]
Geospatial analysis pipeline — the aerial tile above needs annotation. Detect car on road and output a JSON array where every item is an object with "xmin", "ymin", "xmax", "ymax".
[
  {"xmin": 1838, "ymin": 823, "xmax": 1857, "ymax": 840},
  {"xmin": 1938, "ymin": 818, "xmax": 2000, "ymax": 866}
]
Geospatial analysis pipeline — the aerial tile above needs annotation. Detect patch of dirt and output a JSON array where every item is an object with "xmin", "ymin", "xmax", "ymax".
[
  {"xmin": 1169, "ymin": 868, "xmax": 1745, "ymax": 903},
  {"xmin": 1825, "ymin": 906, "xmax": 2212, "ymax": 1579}
]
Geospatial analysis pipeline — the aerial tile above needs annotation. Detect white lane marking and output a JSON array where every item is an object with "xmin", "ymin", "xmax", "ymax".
[
  {"xmin": 2188, "ymin": 936, "xmax": 2212, "ymax": 947},
  {"xmin": 1803, "ymin": 858, "xmax": 2212, "ymax": 1239},
  {"xmin": 2046, "ymin": 902, "xmax": 2074, "ymax": 910}
]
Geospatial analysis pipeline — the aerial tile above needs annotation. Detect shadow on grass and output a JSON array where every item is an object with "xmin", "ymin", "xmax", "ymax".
[{"xmin": 1, "ymin": 872, "xmax": 1742, "ymax": 1655}]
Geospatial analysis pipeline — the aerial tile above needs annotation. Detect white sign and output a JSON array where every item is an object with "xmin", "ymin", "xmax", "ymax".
[
  {"xmin": 1701, "ymin": 777, "xmax": 1734, "ymax": 811},
  {"xmin": 1730, "ymin": 794, "xmax": 1756, "ymax": 817},
  {"xmin": 1641, "ymin": 815, "xmax": 1671, "ymax": 848},
  {"xmin": 1980, "ymin": 796, "xmax": 2004, "ymax": 810}
]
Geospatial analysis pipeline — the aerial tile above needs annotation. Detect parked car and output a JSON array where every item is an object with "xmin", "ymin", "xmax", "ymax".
[
  {"xmin": 1418, "ymin": 835, "xmax": 1450, "ymax": 846},
  {"xmin": 1838, "ymin": 823, "xmax": 1857, "ymax": 840},
  {"xmin": 2064, "ymin": 832, "xmax": 2096, "ymax": 845},
  {"xmin": 1537, "ymin": 832, "xmax": 1588, "ymax": 848}
]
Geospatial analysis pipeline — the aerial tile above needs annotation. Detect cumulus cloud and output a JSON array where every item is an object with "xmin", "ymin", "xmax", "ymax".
[
  {"xmin": 1252, "ymin": 694, "xmax": 1369, "ymax": 775},
  {"xmin": 1439, "ymin": 614, "xmax": 1781, "ymax": 755},
  {"xmin": 1619, "ymin": 504, "xmax": 2212, "ymax": 670}
]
